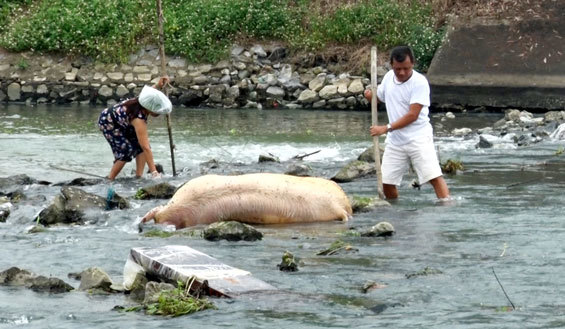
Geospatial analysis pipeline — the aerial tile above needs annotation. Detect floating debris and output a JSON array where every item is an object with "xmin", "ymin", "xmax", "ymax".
[{"xmin": 124, "ymin": 245, "xmax": 276, "ymax": 298}]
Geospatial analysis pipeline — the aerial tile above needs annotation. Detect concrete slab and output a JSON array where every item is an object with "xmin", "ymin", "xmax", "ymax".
[
  {"xmin": 128, "ymin": 245, "xmax": 276, "ymax": 298},
  {"xmin": 427, "ymin": 1, "xmax": 565, "ymax": 110}
]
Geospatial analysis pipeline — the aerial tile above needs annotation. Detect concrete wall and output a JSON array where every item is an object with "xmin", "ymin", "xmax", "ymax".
[{"xmin": 427, "ymin": 1, "xmax": 565, "ymax": 110}]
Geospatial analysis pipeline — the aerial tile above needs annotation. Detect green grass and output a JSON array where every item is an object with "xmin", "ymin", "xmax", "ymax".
[
  {"xmin": 0, "ymin": 0, "xmax": 445, "ymax": 70},
  {"xmin": 145, "ymin": 280, "xmax": 215, "ymax": 316}
]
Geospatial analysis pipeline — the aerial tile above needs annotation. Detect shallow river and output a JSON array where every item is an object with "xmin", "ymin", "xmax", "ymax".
[{"xmin": 1, "ymin": 104, "xmax": 564, "ymax": 328}]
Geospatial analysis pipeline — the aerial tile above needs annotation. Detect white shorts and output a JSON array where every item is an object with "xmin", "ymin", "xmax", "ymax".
[{"xmin": 381, "ymin": 136, "xmax": 443, "ymax": 186}]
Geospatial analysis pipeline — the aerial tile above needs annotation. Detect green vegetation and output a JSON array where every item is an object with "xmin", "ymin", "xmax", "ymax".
[
  {"xmin": 317, "ymin": 239, "xmax": 357, "ymax": 256},
  {"xmin": 0, "ymin": 0, "xmax": 445, "ymax": 70},
  {"xmin": 134, "ymin": 189, "xmax": 148, "ymax": 200},
  {"xmin": 441, "ymin": 159, "xmax": 464, "ymax": 174},
  {"xmin": 145, "ymin": 280, "xmax": 215, "ymax": 316}
]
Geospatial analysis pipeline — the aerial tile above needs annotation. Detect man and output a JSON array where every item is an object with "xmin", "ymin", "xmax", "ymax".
[{"xmin": 364, "ymin": 45, "xmax": 450, "ymax": 200}]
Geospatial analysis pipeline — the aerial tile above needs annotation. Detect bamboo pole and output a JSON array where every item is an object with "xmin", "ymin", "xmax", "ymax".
[
  {"xmin": 371, "ymin": 47, "xmax": 385, "ymax": 199},
  {"xmin": 156, "ymin": 0, "xmax": 177, "ymax": 176}
]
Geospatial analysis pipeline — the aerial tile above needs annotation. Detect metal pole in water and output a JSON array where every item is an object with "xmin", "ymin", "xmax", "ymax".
[
  {"xmin": 156, "ymin": 0, "xmax": 177, "ymax": 176},
  {"xmin": 371, "ymin": 46, "xmax": 385, "ymax": 199}
]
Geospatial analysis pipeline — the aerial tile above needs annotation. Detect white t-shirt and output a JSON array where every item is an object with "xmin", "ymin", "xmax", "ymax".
[{"xmin": 376, "ymin": 70, "xmax": 433, "ymax": 146}]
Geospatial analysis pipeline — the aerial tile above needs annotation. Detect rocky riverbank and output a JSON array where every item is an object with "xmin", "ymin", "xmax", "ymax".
[{"xmin": 0, "ymin": 44, "xmax": 382, "ymax": 110}]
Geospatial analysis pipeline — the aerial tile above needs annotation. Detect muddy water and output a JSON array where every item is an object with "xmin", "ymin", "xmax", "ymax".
[{"xmin": 1, "ymin": 104, "xmax": 564, "ymax": 328}]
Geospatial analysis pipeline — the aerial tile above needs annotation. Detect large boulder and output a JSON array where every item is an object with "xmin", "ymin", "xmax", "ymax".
[{"xmin": 36, "ymin": 186, "xmax": 128, "ymax": 226}]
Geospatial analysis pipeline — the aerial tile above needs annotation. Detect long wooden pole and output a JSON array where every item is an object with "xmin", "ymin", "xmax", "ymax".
[
  {"xmin": 156, "ymin": 0, "xmax": 176, "ymax": 176},
  {"xmin": 371, "ymin": 47, "xmax": 385, "ymax": 199}
]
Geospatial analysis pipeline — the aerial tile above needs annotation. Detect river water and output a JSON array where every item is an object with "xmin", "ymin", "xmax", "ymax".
[{"xmin": 1, "ymin": 104, "xmax": 564, "ymax": 328}]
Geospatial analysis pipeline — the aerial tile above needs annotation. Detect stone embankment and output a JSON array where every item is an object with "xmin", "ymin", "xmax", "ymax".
[{"xmin": 0, "ymin": 44, "xmax": 380, "ymax": 110}]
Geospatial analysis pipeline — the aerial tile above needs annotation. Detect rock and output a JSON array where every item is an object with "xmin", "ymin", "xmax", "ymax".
[
  {"xmin": 168, "ymin": 58, "xmax": 186, "ymax": 68},
  {"xmin": 284, "ymin": 163, "xmax": 312, "ymax": 176},
  {"xmin": 544, "ymin": 111, "xmax": 565, "ymax": 123},
  {"xmin": 0, "ymin": 267, "xmax": 73, "ymax": 293},
  {"xmin": 7, "ymin": 83, "xmax": 21, "ymax": 101},
  {"xmin": 208, "ymin": 85, "xmax": 225, "ymax": 103},
  {"xmin": 135, "ymin": 182, "xmax": 177, "ymax": 200},
  {"xmin": 327, "ymin": 97, "xmax": 346, "ymax": 109},
  {"xmin": 452, "ymin": 128, "xmax": 473, "ymax": 136},
  {"xmin": 36, "ymin": 84, "xmax": 48, "ymax": 94},
  {"xmin": 197, "ymin": 64, "xmax": 212, "ymax": 74},
  {"xmin": 36, "ymin": 194, "xmax": 82, "ymax": 226},
  {"xmin": 277, "ymin": 251, "xmax": 298, "ymax": 272},
  {"xmin": 116, "ymin": 84, "xmax": 129, "ymax": 97},
  {"xmin": 348, "ymin": 79, "xmax": 364, "ymax": 94},
  {"xmin": 0, "ymin": 201, "xmax": 11, "ymax": 222},
  {"xmin": 308, "ymin": 73, "xmax": 326, "ymax": 92},
  {"xmin": 357, "ymin": 145, "xmax": 384, "ymax": 162},
  {"xmin": 493, "ymin": 118, "xmax": 508, "ymax": 130},
  {"xmin": 266, "ymin": 86, "xmax": 285, "ymax": 99},
  {"xmin": 349, "ymin": 196, "xmax": 390, "ymax": 213},
  {"xmin": 231, "ymin": 45, "xmax": 245, "ymax": 57},
  {"xmin": 78, "ymin": 267, "xmax": 113, "ymax": 292},
  {"xmin": 332, "ymin": 160, "xmax": 375, "ymax": 183},
  {"xmin": 0, "ymin": 174, "xmax": 38, "ymax": 190},
  {"xmin": 219, "ymin": 74, "xmax": 232, "ymax": 84},
  {"xmin": 258, "ymin": 153, "xmax": 280, "ymax": 163},
  {"xmin": 27, "ymin": 275, "xmax": 74, "ymax": 293},
  {"xmin": 505, "ymin": 109, "xmax": 521, "ymax": 122},
  {"xmin": 259, "ymin": 73, "xmax": 277, "ymax": 86},
  {"xmin": 297, "ymin": 89, "xmax": 318, "ymax": 103},
  {"xmin": 300, "ymin": 72, "xmax": 316, "ymax": 85},
  {"xmin": 65, "ymin": 68, "xmax": 78, "ymax": 81},
  {"xmin": 98, "ymin": 85, "xmax": 113, "ymax": 98},
  {"xmin": 335, "ymin": 78, "xmax": 350, "ymax": 95},
  {"xmin": 515, "ymin": 133, "xmax": 539, "ymax": 146},
  {"xmin": 361, "ymin": 221, "xmax": 395, "ymax": 237},
  {"xmin": 127, "ymin": 271, "xmax": 149, "ymax": 302},
  {"xmin": 267, "ymin": 46, "xmax": 287, "ymax": 61},
  {"xmin": 319, "ymin": 85, "xmax": 338, "ymax": 99},
  {"xmin": 251, "ymin": 45, "xmax": 267, "ymax": 57},
  {"xmin": 312, "ymin": 100, "xmax": 326, "ymax": 108},
  {"xmin": 53, "ymin": 177, "xmax": 105, "ymax": 187},
  {"xmin": 476, "ymin": 135, "xmax": 493, "ymax": 148},
  {"xmin": 37, "ymin": 186, "xmax": 128, "ymax": 225},
  {"xmin": 27, "ymin": 224, "xmax": 47, "ymax": 234},
  {"xmin": 202, "ymin": 221, "xmax": 263, "ymax": 242},
  {"xmin": 345, "ymin": 96, "xmax": 357, "ymax": 107},
  {"xmin": 107, "ymin": 72, "xmax": 124, "ymax": 81},
  {"xmin": 143, "ymin": 281, "xmax": 175, "ymax": 304},
  {"xmin": 0, "ymin": 267, "xmax": 34, "ymax": 285}
]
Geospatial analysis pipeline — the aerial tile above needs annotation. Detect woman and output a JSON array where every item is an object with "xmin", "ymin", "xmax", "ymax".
[{"xmin": 98, "ymin": 77, "xmax": 172, "ymax": 180}]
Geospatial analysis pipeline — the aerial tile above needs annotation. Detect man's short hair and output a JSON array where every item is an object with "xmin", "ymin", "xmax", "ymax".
[{"xmin": 390, "ymin": 46, "xmax": 415, "ymax": 65}]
